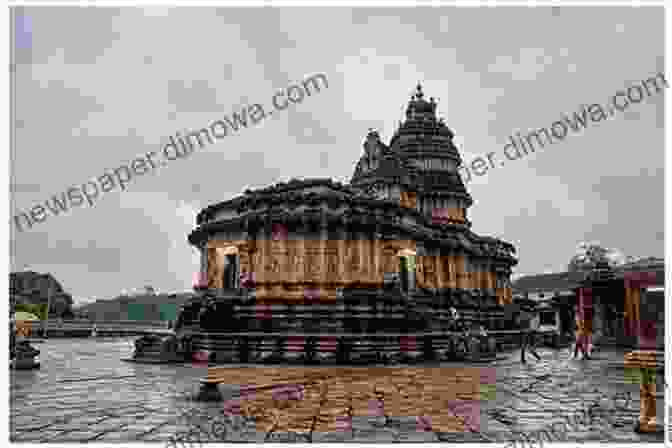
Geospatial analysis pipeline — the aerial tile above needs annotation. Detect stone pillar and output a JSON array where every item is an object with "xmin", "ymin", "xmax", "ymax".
[
  {"xmin": 260, "ymin": 220, "xmax": 273, "ymax": 301},
  {"xmin": 623, "ymin": 270, "xmax": 662, "ymax": 434},
  {"xmin": 416, "ymin": 254, "xmax": 425, "ymax": 290},
  {"xmin": 428, "ymin": 253, "xmax": 438, "ymax": 290},
  {"xmin": 480, "ymin": 263, "xmax": 486, "ymax": 291},
  {"xmin": 447, "ymin": 254, "xmax": 455, "ymax": 290},
  {"xmin": 358, "ymin": 230, "xmax": 367, "ymax": 285},
  {"xmin": 206, "ymin": 244, "xmax": 215, "ymax": 289},
  {"xmin": 382, "ymin": 245, "xmax": 397, "ymax": 279},
  {"xmin": 455, "ymin": 255, "xmax": 464, "ymax": 290},
  {"xmin": 420, "ymin": 252, "xmax": 428, "ymax": 290},
  {"xmin": 213, "ymin": 244, "xmax": 228, "ymax": 290},
  {"xmin": 319, "ymin": 215, "xmax": 329, "ymax": 295},
  {"xmin": 351, "ymin": 228, "xmax": 362, "ymax": 285},
  {"xmin": 338, "ymin": 226, "xmax": 347, "ymax": 287},
  {"xmin": 369, "ymin": 231, "xmax": 378, "ymax": 287},
  {"xmin": 624, "ymin": 285, "xmax": 641, "ymax": 343},
  {"xmin": 200, "ymin": 244, "xmax": 208, "ymax": 278},
  {"xmin": 373, "ymin": 229, "xmax": 383, "ymax": 285},
  {"xmin": 360, "ymin": 230, "xmax": 369, "ymax": 287},
  {"xmin": 349, "ymin": 236, "xmax": 357, "ymax": 288},
  {"xmin": 238, "ymin": 242, "xmax": 250, "ymax": 288},
  {"xmin": 324, "ymin": 239, "xmax": 337, "ymax": 291},
  {"xmin": 295, "ymin": 218, "xmax": 307, "ymax": 298},
  {"xmin": 625, "ymin": 351, "xmax": 662, "ymax": 433},
  {"xmin": 469, "ymin": 260, "xmax": 475, "ymax": 292},
  {"xmin": 436, "ymin": 252, "xmax": 446, "ymax": 290},
  {"xmin": 462, "ymin": 259, "xmax": 468, "ymax": 292}
]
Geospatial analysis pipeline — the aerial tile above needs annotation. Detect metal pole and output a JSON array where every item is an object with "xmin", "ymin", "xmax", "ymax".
[{"xmin": 45, "ymin": 278, "xmax": 51, "ymax": 339}]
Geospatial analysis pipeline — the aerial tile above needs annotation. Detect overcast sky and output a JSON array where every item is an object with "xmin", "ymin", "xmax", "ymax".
[{"xmin": 10, "ymin": 6, "xmax": 665, "ymax": 305}]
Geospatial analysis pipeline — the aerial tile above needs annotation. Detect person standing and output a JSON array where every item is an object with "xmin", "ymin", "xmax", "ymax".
[
  {"xmin": 572, "ymin": 306, "xmax": 590, "ymax": 360},
  {"xmin": 520, "ymin": 305, "xmax": 541, "ymax": 364},
  {"xmin": 10, "ymin": 315, "xmax": 16, "ymax": 360}
]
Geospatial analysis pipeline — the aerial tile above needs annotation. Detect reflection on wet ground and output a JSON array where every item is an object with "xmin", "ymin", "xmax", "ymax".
[{"xmin": 9, "ymin": 338, "xmax": 665, "ymax": 443}]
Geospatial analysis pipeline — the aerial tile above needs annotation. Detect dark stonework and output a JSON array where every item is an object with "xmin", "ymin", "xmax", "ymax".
[{"xmin": 141, "ymin": 85, "xmax": 519, "ymax": 367}]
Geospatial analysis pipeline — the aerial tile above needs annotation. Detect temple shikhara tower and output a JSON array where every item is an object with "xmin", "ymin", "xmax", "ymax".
[{"xmin": 140, "ymin": 84, "xmax": 518, "ymax": 364}]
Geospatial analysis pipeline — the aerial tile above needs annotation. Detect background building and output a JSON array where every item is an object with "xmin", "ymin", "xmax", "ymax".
[
  {"xmin": 10, "ymin": 271, "xmax": 74, "ymax": 318},
  {"xmin": 512, "ymin": 257, "xmax": 664, "ymax": 349}
]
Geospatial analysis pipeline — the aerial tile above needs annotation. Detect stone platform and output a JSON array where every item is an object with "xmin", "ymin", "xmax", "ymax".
[{"xmin": 9, "ymin": 338, "xmax": 664, "ymax": 443}]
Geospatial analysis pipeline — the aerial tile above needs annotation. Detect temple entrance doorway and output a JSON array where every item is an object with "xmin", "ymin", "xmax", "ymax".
[
  {"xmin": 221, "ymin": 246, "xmax": 239, "ymax": 290},
  {"xmin": 397, "ymin": 248, "xmax": 416, "ymax": 293}
]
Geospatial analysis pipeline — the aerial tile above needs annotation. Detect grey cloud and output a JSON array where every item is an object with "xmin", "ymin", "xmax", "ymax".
[{"xmin": 10, "ymin": 7, "xmax": 664, "ymax": 301}]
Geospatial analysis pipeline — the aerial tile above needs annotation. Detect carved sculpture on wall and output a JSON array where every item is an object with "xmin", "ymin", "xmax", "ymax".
[
  {"xmin": 201, "ymin": 234, "xmax": 513, "ymax": 306},
  {"xmin": 400, "ymin": 191, "xmax": 417, "ymax": 209},
  {"xmin": 207, "ymin": 247, "xmax": 222, "ymax": 289},
  {"xmin": 349, "ymin": 243, "xmax": 361, "ymax": 282},
  {"xmin": 326, "ymin": 254, "xmax": 339, "ymax": 280},
  {"xmin": 423, "ymin": 256, "xmax": 436, "ymax": 289}
]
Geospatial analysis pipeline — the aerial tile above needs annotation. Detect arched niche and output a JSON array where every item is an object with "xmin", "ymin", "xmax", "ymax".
[
  {"xmin": 221, "ymin": 246, "xmax": 240, "ymax": 290},
  {"xmin": 397, "ymin": 248, "xmax": 417, "ymax": 293},
  {"xmin": 207, "ymin": 244, "xmax": 241, "ymax": 290}
]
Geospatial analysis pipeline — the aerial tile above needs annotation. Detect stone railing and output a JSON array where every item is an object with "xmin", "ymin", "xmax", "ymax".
[{"xmin": 18, "ymin": 320, "xmax": 169, "ymax": 337}]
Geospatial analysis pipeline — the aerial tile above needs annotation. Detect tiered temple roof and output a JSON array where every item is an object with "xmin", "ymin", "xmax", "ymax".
[
  {"xmin": 351, "ymin": 84, "xmax": 472, "ymax": 206},
  {"xmin": 188, "ymin": 83, "xmax": 517, "ymax": 304}
]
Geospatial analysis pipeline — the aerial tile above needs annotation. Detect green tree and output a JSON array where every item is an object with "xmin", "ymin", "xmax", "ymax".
[
  {"xmin": 568, "ymin": 242, "xmax": 628, "ymax": 273},
  {"xmin": 14, "ymin": 303, "xmax": 48, "ymax": 320}
]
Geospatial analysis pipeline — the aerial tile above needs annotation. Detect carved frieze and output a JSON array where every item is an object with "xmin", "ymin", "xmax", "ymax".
[{"xmin": 213, "ymin": 234, "xmax": 513, "ymax": 298}]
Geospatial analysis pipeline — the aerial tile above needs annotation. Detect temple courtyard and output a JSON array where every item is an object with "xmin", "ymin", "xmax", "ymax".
[{"xmin": 9, "ymin": 337, "xmax": 665, "ymax": 443}]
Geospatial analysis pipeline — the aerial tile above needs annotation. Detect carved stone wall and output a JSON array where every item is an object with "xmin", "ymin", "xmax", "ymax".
[
  {"xmin": 415, "ymin": 255, "xmax": 500, "ymax": 293},
  {"xmin": 204, "ymin": 235, "xmax": 510, "ymax": 304},
  {"xmin": 431, "ymin": 207, "xmax": 466, "ymax": 224},
  {"xmin": 206, "ymin": 240, "xmax": 249, "ymax": 289},
  {"xmin": 496, "ymin": 287, "xmax": 513, "ymax": 305}
]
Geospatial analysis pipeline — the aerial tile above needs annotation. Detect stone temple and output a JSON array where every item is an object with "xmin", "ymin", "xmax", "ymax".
[{"xmin": 133, "ymin": 84, "xmax": 518, "ymax": 364}]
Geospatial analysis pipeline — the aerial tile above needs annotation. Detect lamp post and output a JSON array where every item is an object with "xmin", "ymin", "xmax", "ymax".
[{"xmin": 44, "ymin": 277, "xmax": 52, "ymax": 339}]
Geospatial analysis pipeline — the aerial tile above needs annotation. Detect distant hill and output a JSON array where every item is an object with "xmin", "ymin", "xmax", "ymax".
[
  {"xmin": 74, "ymin": 292, "xmax": 197, "ymax": 322},
  {"xmin": 10, "ymin": 271, "xmax": 74, "ymax": 318}
]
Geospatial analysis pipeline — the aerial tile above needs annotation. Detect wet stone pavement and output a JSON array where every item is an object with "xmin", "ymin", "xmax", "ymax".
[{"xmin": 9, "ymin": 338, "xmax": 665, "ymax": 443}]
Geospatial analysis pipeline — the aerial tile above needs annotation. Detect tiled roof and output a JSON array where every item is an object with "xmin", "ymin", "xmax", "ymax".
[
  {"xmin": 615, "ymin": 257, "xmax": 664, "ymax": 273},
  {"xmin": 514, "ymin": 260, "xmax": 665, "ymax": 293},
  {"xmin": 512, "ymin": 271, "xmax": 584, "ymax": 294}
]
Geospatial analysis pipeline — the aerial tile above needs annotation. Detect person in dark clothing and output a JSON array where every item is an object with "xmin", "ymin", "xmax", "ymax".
[
  {"xmin": 10, "ymin": 319, "xmax": 16, "ymax": 360},
  {"xmin": 520, "ymin": 305, "xmax": 541, "ymax": 364}
]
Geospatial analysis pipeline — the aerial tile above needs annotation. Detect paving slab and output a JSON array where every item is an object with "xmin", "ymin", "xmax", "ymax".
[
  {"xmin": 396, "ymin": 429, "xmax": 440, "ymax": 442},
  {"xmin": 94, "ymin": 429, "xmax": 150, "ymax": 441},
  {"xmin": 9, "ymin": 339, "xmax": 666, "ymax": 443}
]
